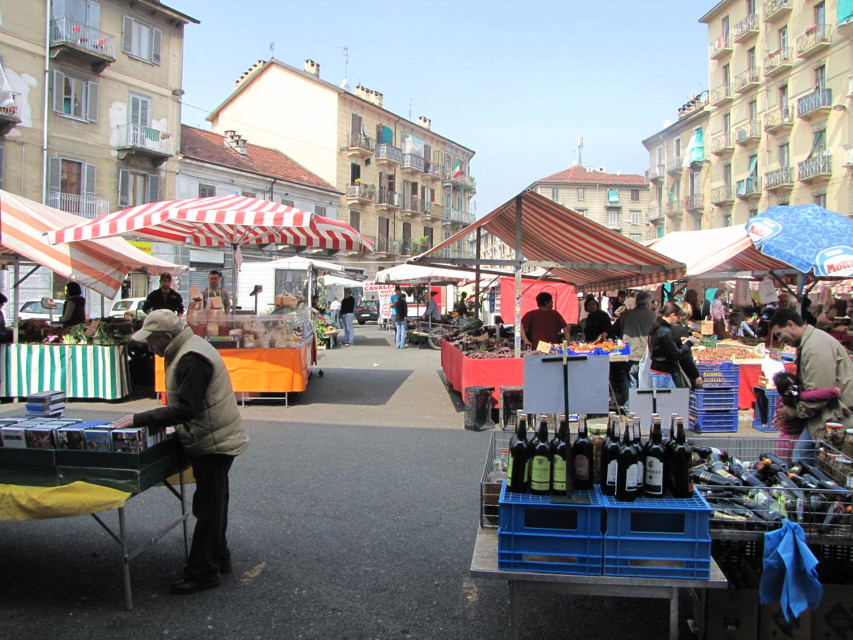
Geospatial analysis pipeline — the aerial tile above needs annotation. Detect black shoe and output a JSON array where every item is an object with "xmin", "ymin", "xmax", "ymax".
[
  {"xmin": 169, "ymin": 577, "xmax": 221, "ymax": 595},
  {"xmin": 220, "ymin": 558, "xmax": 232, "ymax": 575}
]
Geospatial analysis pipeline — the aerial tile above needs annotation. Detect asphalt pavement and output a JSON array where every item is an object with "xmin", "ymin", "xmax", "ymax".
[{"xmin": 1, "ymin": 325, "xmax": 697, "ymax": 640}]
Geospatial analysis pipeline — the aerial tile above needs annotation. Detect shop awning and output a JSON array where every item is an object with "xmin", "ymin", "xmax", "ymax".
[
  {"xmin": 0, "ymin": 189, "xmax": 184, "ymax": 298},
  {"xmin": 412, "ymin": 190, "xmax": 685, "ymax": 291},
  {"xmin": 645, "ymin": 225, "xmax": 795, "ymax": 279}
]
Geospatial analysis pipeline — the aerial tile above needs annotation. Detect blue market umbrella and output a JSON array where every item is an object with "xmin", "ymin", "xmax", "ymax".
[{"xmin": 745, "ymin": 204, "xmax": 853, "ymax": 278}]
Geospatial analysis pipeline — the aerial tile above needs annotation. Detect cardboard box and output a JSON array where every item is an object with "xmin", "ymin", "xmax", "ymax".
[
  {"xmin": 759, "ymin": 603, "xmax": 812, "ymax": 640},
  {"xmin": 812, "ymin": 584, "xmax": 853, "ymax": 640}
]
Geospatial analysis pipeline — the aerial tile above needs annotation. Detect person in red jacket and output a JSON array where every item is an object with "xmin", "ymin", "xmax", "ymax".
[{"xmin": 520, "ymin": 292, "xmax": 567, "ymax": 349}]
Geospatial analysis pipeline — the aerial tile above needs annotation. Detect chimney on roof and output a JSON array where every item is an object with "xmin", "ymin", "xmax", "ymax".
[
  {"xmin": 417, "ymin": 116, "xmax": 431, "ymax": 130},
  {"xmin": 224, "ymin": 129, "xmax": 248, "ymax": 155},
  {"xmin": 234, "ymin": 59, "xmax": 266, "ymax": 89},
  {"xmin": 304, "ymin": 59, "xmax": 320, "ymax": 78},
  {"xmin": 355, "ymin": 84, "xmax": 383, "ymax": 108}
]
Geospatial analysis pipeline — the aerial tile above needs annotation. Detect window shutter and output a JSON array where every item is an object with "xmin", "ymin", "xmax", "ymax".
[
  {"xmin": 140, "ymin": 97, "xmax": 150, "ymax": 127},
  {"xmin": 83, "ymin": 163, "xmax": 96, "ymax": 197},
  {"xmin": 118, "ymin": 169, "xmax": 130, "ymax": 207},
  {"xmin": 48, "ymin": 157, "xmax": 62, "ymax": 196},
  {"xmin": 88, "ymin": 1, "xmax": 101, "ymax": 29},
  {"xmin": 53, "ymin": 70, "xmax": 65, "ymax": 113},
  {"xmin": 86, "ymin": 81, "xmax": 98, "ymax": 122},
  {"xmin": 146, "ymin": 173, "xmax": 160, "ymax": 203},
  {"xmin": 129, "ymin": 94, "xmax": 140, "ymax": 127},
  {"xmin": 122, "ymin": 16, "xmax": 133, "ymax": 54},
  {"xmin": 152, "ymin": 28, "xmax": 161, "ymax": 64}
]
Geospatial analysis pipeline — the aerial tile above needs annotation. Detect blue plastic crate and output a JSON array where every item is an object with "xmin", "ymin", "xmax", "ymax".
[
  {"xmin": 498, "ymin": 483, "xmax": 602, "ymax": 536},
  {"xmin": 689, "ymin": 410, "xmax": 739, "ymax": 433},
  {"xmin": 689, "ymin": 388, "xmax": 738, "ymax": 411},
  {"xmin": 752, "ymin": 386, "xmax": 779, "ymax": 433},
  {"xmin": 498, "ymin": 532, "xmax": 603, "ymax": 575},
  {"xmin": 600, "ymin": 489, "xmax": 712, "ymax": 579},
  {"xmin": 695, "ymin": 360, "xmax": 739, "ymax": 388}
]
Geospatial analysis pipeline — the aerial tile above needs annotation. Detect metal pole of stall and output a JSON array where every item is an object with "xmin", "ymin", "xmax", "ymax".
[
  {"xmin": 474, "ymin": 226, "xmax": 481, "ymax": 321},
  {"xmin": 513, "ymin": 195, "xmax": 523, "ymax": 359}
]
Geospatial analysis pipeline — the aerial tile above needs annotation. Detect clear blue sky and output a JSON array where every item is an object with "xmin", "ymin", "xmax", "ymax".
[{"xmin": 175, "ymin": 0, "xmax": 710, "ymax": 216}]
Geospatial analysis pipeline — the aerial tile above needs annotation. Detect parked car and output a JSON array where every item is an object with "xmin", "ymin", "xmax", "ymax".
[
  {"xmin": 354, "ymin": 299, "xmax": 379, "ymax": 324},
  {"xmin": 18, "ymin": 299, "xmax": 59, "ymax": 320},
  {"xmin": 110, "ymin": 297, "xmax": 147, "ymax": 319}
]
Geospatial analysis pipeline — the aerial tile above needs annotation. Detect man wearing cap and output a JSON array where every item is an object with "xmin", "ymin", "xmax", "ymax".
[
  {"xmin": 142, "ymin": 273, "xmax": 184, "ymax": 315},
  {"xmin": 113, "ymin": 310, "xmax": 248, "ymax": 595}
]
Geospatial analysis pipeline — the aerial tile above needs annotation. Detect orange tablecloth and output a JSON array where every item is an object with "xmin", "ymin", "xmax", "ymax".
[
  {"xmin": 156, "ymin": 343, "xmax": 315, "ymax": 394},
  {"xmin": 440, "ymin": 340, "xmax": 523, "ymax": 407}
]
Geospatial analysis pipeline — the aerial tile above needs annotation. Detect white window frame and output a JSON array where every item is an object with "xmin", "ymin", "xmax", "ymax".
[
  {"xmin": 608, "ymin": 210, "xmax": 619, "ymax": 228},
  {"xmin": 629, "ymin": 233, "xmax": 642, "ymax": 243},
  {"xmin": 198, "ymin": 183, "xmax": 216, "ymax": 198},
  {"xmin": 281, "ymin": 198, "xmax": 295, "ymax": 207},
  {"xmin": 315, "ymin": 205, "xmax": 327, "ymax": 216},
  {"xmin": 53, "ymin": 70, "xmax": 98, "ymax": 122},
  {"xmin": 118, "ymin": 168, "xmax": 160, "ymax": 208},
  {"xmin": 122, "ymin": 15, "xmax": 161, "ymax": 64},
  {"xmin": 630, "ymin": 210, "xmax": 640, "ymax": 225}
]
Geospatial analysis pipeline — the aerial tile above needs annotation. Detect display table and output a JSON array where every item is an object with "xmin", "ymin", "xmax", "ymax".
[
  {"xmin": 0, "ymin": 344, "xmax": 131, "ymax": 399},
  {"xmin": 155, "ymin": 341, "xmax": 316, "ymax": 398},
  {"xmin": 441, "ymin": 340, "xmax": 522, "ymax": 406},
  {"xmin": 470, "ymin": 527, "xmax": 726, "ymax": 640}
]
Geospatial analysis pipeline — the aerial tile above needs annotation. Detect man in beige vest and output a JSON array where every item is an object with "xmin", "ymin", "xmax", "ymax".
[{"xmin": 114, "ymin": 310, "xmax": 248, "ymax": 595}]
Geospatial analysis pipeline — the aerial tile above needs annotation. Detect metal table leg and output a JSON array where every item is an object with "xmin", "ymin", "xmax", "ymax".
[
  {"xmin": 509, "ymin": 580, "xmax": 520, "ymax": 640},
  {"xmin": 669, "ymin": 587, "xmax": 679, "ymax": 640}
]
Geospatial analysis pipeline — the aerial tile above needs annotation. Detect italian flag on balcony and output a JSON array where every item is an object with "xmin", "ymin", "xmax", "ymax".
[{"xmin": 452, "ymin": 159, "xmax": 464, "ymax": 178}]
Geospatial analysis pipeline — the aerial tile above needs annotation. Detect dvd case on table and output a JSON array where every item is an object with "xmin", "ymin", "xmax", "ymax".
[
  {"xmin": 1, "ymin": 426, "xmax": 27, "ymax": 448},
  {"xmin": 25, "ymin": 426, "xmax": 57, "ymax": 449}
]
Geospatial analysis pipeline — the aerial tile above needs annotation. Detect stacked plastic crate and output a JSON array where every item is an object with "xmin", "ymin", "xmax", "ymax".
[
  {"xmin": 751, "ymin": 386, "xmax": 780, "ymax": 433},
  {"xmin": 689, "ymin": 361, "xmax": 740, "ymax": 433}
]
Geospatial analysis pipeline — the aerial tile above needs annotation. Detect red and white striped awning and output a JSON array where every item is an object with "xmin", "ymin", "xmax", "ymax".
[
  {"xmin": 0, "ymin": 190, "xmax": 184, "ymax": 298},
  {"xmin": 645, "ymin": 225, "xmax": 794, "ymax": 277},
  {"xmin": 413, "ymin": 190, "xmax": 685, "ymax": 291},
  {"xmin": 48, "ymin": 194, "xmax": 373, "ymax": 252}
]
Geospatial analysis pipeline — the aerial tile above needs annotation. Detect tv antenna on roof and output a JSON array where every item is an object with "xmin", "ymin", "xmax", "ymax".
[
  {"xmin": 270, "ymin": 42, "xmax": 275, "ymax": 57},
  {"xmin": 339, "ymin": 45, "xmax": 350, "ymax": 91}
]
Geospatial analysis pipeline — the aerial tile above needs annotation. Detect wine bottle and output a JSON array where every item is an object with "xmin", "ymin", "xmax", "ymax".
[
  {"xmin": 550, "ymin": 415, "xmax": 568, "ymax": 495},
  {"xmin": 644, "ymin": 414, "xmax": 658, "ymax": 460},
  {"xmin": 507, "ymin": 413, "xmax": 530, "ymax": 493},
  {"xmin": 602, "ymin": 415, "xmax": 621, "ymax": 496},
  {"xmin": 709, "ymin": 462, "xmax": 743, "ymax": 486},
  {"xmin": 633, "ymin": 416, "xmax": 646, "ymax": 495},
  {"xmin": 599, "ymin": 414, "xmax": 615, "ymax": 487},
  {"xmin": 529, "ymin": 417, "xmax": 552, "ymax": 495},
  {"xmin": 644, "ymin": 415, "xmax": 665, "ymax": 498},
  {"xmin": 572, "ymin": 414, "xmax": 593, "ymax": 490},
  {"xmin": 693, "ymin": 469, "xmax": 736, "ymax": 486},
  {"xmin": 671, "ymin": 417, "xmax": 693, "ymax": 498},
  {"xmin": 819, "ymin": 502, "xmax": 852, "ymax": 534},
  {"xmin": 525, "ymin": 413, "xmax": 537, "ymax": 486},
  {"xmin": 616, "ymin": 418, "xmax": 638, "ymax": 502}
]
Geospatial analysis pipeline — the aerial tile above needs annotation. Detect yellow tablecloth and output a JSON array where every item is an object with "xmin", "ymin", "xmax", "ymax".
[{"xmin": 0, "ymin": 481, "xmax": 130, "ymax": 521}]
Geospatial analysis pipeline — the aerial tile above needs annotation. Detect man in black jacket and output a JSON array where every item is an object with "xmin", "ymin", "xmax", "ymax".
[
  {"xmin": 142, "ymin": 273, "xmax": 184, "ymax": 315},
  {"xmin": 339, "ymin": 289, "xmax": 355, "ymax": 346}
]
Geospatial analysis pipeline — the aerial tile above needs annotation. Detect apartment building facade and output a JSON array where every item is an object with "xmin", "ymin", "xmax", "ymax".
[
  {"xmin": 0, "ymin": 0, "xmax": 196, "ymax": 304},
  {"xmin": 206, "ymin": 58, "xmax": 477, "ymax": 274},
  {"xmin": 696, "ymin": 0, "xmax": 853, "ymax": 226},
  {"xmin": 529, "ymin": 166, "xmax": 651, "ymax": 242},
  {"xmin": 642, "ymin": 94, "xmax": 712, "ymax": 236}
]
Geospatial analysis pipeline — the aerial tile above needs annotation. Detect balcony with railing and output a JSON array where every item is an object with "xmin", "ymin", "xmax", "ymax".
[
  {"xmin": 423, "ymin": 161, "xmax": 443, "ymax": 181},
  {"xmin": 763, "ymin": 48, "xmax": 793, "ymax": 77},
  {"xmin": 606, "ymin": 197, "xmax": 622, "ymax": 208},
  {"xmin": 710, "ymin": 33, "xmax": 732, "ymax": 59},
  {"xmin": 364, "ymin": 235, "xmax": 399, "ymax": 256},
  {"xmin": 736, "ymin": 176, "xmax": 762, "ymax": 199},
  {"xmin": 845, "ymin": 144, "xmax": 853, "ymax": 168},
  {"xmin": 711, "ymin": 185, "xmax": 735, "ymax": 206},
  {"xmin": 439, "ymin": 246, "xmax": 476, "ymax": 260},
  {"xmin": 347, "ymin": 132, "xmax": 374, "ymax": 159},
  {"xmin": 798, "ymin": 151, "xmax": 832, "ymax": 183},
  {"xmin": 401, "ymin": 153, "xmax": 424, "ymax": 175},
  {"xmin": 763, "ymin": 0, "xmax": 792, "ymax": 22},
  {"xmin": 401, "ymin": 195, "xmax": 421, "ymax": 217},
  {"xmin": 685, "ymin": 194, "xmax": 704, "ymax": 212},
  {"xmin": 50, "ymin": 18, "xmax": 115, "ymax": 73},
  {"xmin": 796, "ymin": 24, "xmax": 831, "ymax": 58},
  {"xmin": 734, "ymin": 67, "xmax": 761, "ymax": 93},
  {"xmin": 375, "ymin": 143, "xmax": 402, "ymax": 167},
  {"xmin": 46, "ymin": 192, "xmax": 110, "ymax": 219},
  {"xmin": 710, "ymin": 131, "xmax": 734, "ymax": 156},
  {"xmin": 733, "ymin": 13, "xmax": 759, "ymax": 42},
  {"xmin": 446, "ymin": 173, "xmax": 477, "ymax": 192},
  {"xmin": 664, "ymin": 201, "xmax": 682, "ymax": 216},
  {"xmin": 797, "ymin": 88, "xmax": 832, "ymax": 121},
  {"xmin": 763, "ymin": 104, "xmax": 793, "ymax": 133},
  {"xmin": 447, "ymin": 208, "xmax": 475, "ymax": 225},
  {"xmin": 665, "ymin": 156, "xmax": 683, "ymax": 174},
  {"xmin": 764, "ymin": 166, "xmax": 794, "ymax": 191},
  {"xmin": 735, "ymin": 120, "xmax": 761, "ymax": 146},
  {"xmin": 115, "ymin": 124, "xmax": 173, "ymax": 164},
  {"xmin": 648, "ymin": 205, "xmax": 663, "ymax": 222},
  {"xmin": 424, "ymin": 202, "xmax": 444, "ymax": 222},
  {"xmin": 647, "ymin": 163, "xmax": 665, "ymax": 182},
  {"xmin": 0, "ymin": 92, "xmax": 22, "ymax": 136},
  {"xmin": 346, "ymin": 182, "xmax": 376, "ymax": 204},
  {"xmin": 375, "ymin": 188, "xmax": 402, "ymax": 211},
  {"xmin": 710, "ymin": 82, "xmax": 733, "ymax": 106}
]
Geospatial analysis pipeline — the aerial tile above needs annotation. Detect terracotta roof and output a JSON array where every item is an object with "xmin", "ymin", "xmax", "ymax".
[
  {"xmin": 536, "ymin": 165, "xmax": 646, "ymax": 186},
  {"xmin": 180, "ymin": 126, "xmax": 340, "ymax": 194}
]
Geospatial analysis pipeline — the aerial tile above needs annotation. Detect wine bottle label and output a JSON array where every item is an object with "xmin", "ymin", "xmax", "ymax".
[
  {"xmin": 531, "ymin": 456, "xmax": 551, "ymax": 490},
  {"xmin": 626, "ymin": 463, "xmax": 638, "ymax": 490},
  {"xmin": 507, "ymin": 456, "xmax": 514, "ymax": 482},
  {"xmin": 644, "ymin": 457, "xmax": 663, "ymax": 494},
  {"xmin": 552, "ymin": 457, "xmax": 566, "ymax": 491},
  {"xmin": 606, "ymin": 459, "xmax": 618, "ymax": 486},
  {"xmin": 574, "ymin": 455, "xmax": 589, "ymax": 480}
]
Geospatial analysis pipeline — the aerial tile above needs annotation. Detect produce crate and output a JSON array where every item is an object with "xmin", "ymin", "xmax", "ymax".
[
  {"xmin": 689, "ymin": 388, "xmax": 738, "ymax": 411},
  {"xmin": 751, "ymin": 386, "xmax": 779, "ymax": 433},
  {"xmin": 600, "ymin": 489, "xmax": 712, "ymax": 579},
  {"xmin": 480, "ymin": 430, "xmax": 512, "ymax": 527},
  {"xmin": 688, "ymin": 409, "xmax": 739, "ymax": 433},
  {"xmin": 695, "ymin": 360, "xmax": 739, "ymax": 388},
  {"xmin": 498, "ymin": 386, "xmax": 524, "ymax": 431},
  {"xmin": 497, "ymin": 483, "xmax": 603, "ymax": 575}
]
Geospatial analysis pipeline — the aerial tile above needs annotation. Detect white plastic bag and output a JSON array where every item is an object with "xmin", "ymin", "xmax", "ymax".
[{"xmin": 637, "ymin": 349, "xmax": 652, "ymax": 389}]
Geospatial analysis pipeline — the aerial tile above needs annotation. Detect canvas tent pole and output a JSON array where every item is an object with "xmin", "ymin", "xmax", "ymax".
[
  {"xmin": 474, "ymin": 226, "xmax": 482, "ymax": 320},
  {"xmin": 514, "ymin": 195, "xmax": 523, "ymax": 358}
]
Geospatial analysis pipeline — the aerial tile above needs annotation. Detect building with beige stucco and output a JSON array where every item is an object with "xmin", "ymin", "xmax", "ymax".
[{"xmin": 206, "ymin": 58, "xmax": 477, "ymax": 275}]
